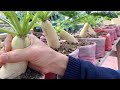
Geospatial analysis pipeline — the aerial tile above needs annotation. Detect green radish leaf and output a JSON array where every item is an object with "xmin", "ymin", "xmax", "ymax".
[
  {"xmin": 10, "ymin": 11, "xmax": 23, "ymax": 35},
  {"xmin": 24, "ymin": 12, "xmax": 40, "ymax": 35},
  {"xmin": 0, "ymin": 28, "xmax": 17, "ymax": 35},
  {"xmin": 0, "ymin": 16, "xmax": 16, "ymax": 31},
  {"xmin": 2, "ymin": 11, "xmax": 19, "ymax": 33}
]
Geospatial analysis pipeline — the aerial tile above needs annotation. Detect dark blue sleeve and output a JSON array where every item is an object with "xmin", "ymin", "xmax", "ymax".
[{"xmin": 61, "ymin": 56, "xmax": 120, "ymax": 79}]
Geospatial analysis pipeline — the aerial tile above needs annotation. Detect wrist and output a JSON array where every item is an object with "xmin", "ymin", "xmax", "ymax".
[{"xmin": 49, "ymin": 51, "xmax": 69, "ymax": 76}]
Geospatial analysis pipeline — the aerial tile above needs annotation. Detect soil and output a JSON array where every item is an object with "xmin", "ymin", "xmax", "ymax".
[
  {"xmin": 74, "ymin": 33, "xmax": 97, "ymax": 38},
  {"xmin": 15, "ymin": 67, "xmax": 43, "ymax": 79},
  {"xmin": 97, "ymin": 32, "xmax": 108, "ymax": 36},
  {"xmin": 56, "ymin": 40, "xmax": 94, "ymax": 55},
  {"xmin": 74, "ymin": 32, "xmax": 108, "ymax": 38}
]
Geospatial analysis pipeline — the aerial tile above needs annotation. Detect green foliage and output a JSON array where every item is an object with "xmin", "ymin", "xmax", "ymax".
[{"xmin": 0, "ymin": 11, "xmax": 39, "ymax": 36}]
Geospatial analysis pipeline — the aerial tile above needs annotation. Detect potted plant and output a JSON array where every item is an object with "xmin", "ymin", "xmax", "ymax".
[{"xmin": 75, "ymin": 23, "xmax": 106, "ymax": 59}]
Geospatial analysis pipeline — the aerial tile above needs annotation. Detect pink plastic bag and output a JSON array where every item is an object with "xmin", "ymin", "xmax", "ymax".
[
  {"xmin": 101, "ymin": 28, "xmax": 115, "ymax": 44},
  {"xmin": 112, "ymin": 25, "xmax": 120, "ymax": 37},
  {"xmin": 79, "ymin": 38, "xmax": 106, "ymax": 59},
  {"xmin": 94, "ymin": 29, "xmax": 112, "ymax": 51},
  {"xmin": 69, "ymin": 49, "xmax": 79, "ymax": 58},
  {"xmin": 77, "ymin": 42, "xmax": 96, "ymax": 64},
  {"xmin": 99, "ymin": 33, "xmax": 112, "ymax": 51},
  {"xmin": 102, "ymin": 27, "xmax": 117, "ymax": 40}
]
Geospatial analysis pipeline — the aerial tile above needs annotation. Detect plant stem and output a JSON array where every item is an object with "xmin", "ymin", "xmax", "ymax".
[
  {"xmin": 10, "ymin": 11, "xmax": 23, "ymax": 35},
  {"xmin": 24, "ymin": 12, "xmax": 40, "ymax": 35}
]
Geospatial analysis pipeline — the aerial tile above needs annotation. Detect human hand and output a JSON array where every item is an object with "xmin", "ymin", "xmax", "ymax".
[{"xmin": 0, "ymin": 34, "xmax": 68, "ymax": 76}]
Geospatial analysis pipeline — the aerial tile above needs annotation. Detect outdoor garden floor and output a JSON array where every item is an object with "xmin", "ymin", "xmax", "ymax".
[{"xmin": 101, "ymin": 46, "xmax": 118, "ymax": 70}]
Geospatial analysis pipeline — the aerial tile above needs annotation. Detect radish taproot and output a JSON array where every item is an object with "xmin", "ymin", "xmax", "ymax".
[
  {"xmin": 55, "ymin": 26, "xmax": 78, "ymax": 43},
  {"xmin": 79, "ymin": 23, "xmax": 97, "ymax": 38},
  {"xmin": 0, "ymin": 11, "xmax": 39, "ymax": 79},
  {"xmin": 79, "ymin": 23, "xmax": 89, "ymax": 38},
  {"xmin": 38, "ymin": 11, "xmax": 60, "ymax": 49}
]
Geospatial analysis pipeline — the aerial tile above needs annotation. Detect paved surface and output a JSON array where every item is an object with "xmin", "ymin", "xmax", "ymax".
[{"xmin": 101, "ymin": 47, "xmax": 118, "ymax": 70}]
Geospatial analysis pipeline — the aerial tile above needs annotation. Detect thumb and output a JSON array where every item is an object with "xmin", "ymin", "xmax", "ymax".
[{"xmin": 0, "ymin": 49, "xmax": 29, "ymax": 63}]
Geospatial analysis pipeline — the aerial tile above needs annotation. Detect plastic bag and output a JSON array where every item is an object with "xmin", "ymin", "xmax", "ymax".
[
  {"xmin": 112, "ymin": 25, "xmax": 120, "ymax": 37},
  {"xmin": 103, "ymin": 26, "xmax": 117, "ymax": 40},
  {"xmin": 99, "ymin": 33, "xmax": 112, "ymax": 51},
  {"xmin": 94, "ymin": 29, "xmax": 112, "ymax": 51},
  {"xmin": 78, "ymin": 38, "xmax": 106, "ymax": 59},
  {"xmin": 101, "ymin": 28, "xmax": 115, "ymax": 44},
  {"xmin": 69, "ymin": 49, "xmax": 79, "ymax": 58},
  {"xmin": 77, "ymin": 42, "xmax": 96, "ymax": 64}
]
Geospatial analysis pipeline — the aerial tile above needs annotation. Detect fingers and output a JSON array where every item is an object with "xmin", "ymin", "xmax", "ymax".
[
  {"xmin": 0, "ymin": 48, "xmax": 6, "ymax": 55},
  {"xmin": 0, "ymin": 48, "xmax": 29, "ymax": 63},
  {"xmin": 28, "ymin": 34, "xmax": 40, "ymax": 44},
  {"xmin": 3, "ymin": 34, "xmax": 13, "ymax": 52}
]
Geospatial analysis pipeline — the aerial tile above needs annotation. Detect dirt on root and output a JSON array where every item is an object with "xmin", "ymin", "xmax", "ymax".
[
  {"xmin": 56, "ymin": 40, "xmax": 94, "ymax": 55},
  {"xmin": 15, "ymin": 67, "xmax": 43, "ymax": 79}
]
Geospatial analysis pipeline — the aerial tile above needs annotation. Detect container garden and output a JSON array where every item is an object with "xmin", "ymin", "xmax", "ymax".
[
  {"xmin": 57, "ymin": 39, "xmax": 96, "ymax": 64},
  {"xmin": 75, "ymin": 34, "xmax": 106, "ymax": 59}
]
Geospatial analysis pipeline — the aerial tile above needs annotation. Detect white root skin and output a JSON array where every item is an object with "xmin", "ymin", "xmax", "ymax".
[
  {"xmin": 88, "ymin": 25, "xmax": 97, "ymax": 37},
  {"xmin": 41, "ymin": 20, "xmax": 60, "ymax": 49},
  {"xmin": 59, "ymin": 30, "xmax": 78, "ymax": 43},
  {"xmin": 0, "ymin": 36, "xmax": 30, "ymax": 79},
  {"xmin": 79, "ymin": 23, "xmax": 89, "ymax": 38}
]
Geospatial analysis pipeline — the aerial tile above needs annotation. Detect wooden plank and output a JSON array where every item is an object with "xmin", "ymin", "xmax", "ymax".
[{"xmin": 96, "ymin": 37, "xmax": 120, "ymax": 66}]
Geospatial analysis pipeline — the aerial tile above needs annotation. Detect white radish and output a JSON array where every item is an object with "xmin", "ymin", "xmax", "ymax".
[
  {"xmin": 0, "ymin": 35, "xmax": 30, "ymax": 79},
  {"xmin": 41, "ymin": 20, "xmax": 60, "ymax": 49},
  {"xmin": 59, "ymin": 29, "xmax": 78, "ymax": 43},
  {"xmin": 88, "ymin": 25, "xmax": 97, "ymax": 37},
  {"xmin": 79, "ymin": 23, "xmax": 89, "ymax": 38}
]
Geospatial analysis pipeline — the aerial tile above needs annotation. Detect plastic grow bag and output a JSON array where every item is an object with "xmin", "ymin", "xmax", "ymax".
[
  {"xmin": 94, "ymin": 29, "xmax": 112, "ymax": 51},
  {"xmin": 102, "ymin": 26, "xmax": 117, "ymax": 40},
  {"xmin": 78, "ymin": 38, "xmax": 106, "ymax": 59},
  {"xmin": 112, "ymin": 25, "xmax": 120, "ymax": 37},
  {"xmin": 77, "ymin": 42, "xmax": 96, "ymax": 64},
  {"xmin": 101, "ymin": 28, "xmax": 115, "ymax": 44},
  {"xmin": 99, "ymin": 33, "xmax": 112, "ymax": 51}
]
